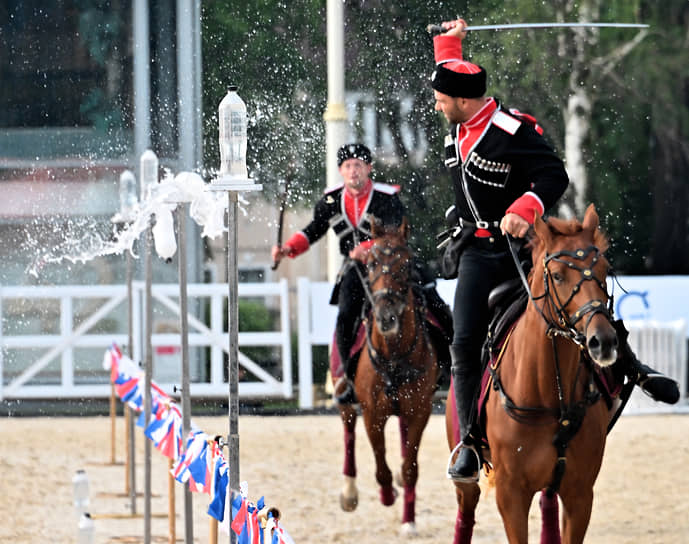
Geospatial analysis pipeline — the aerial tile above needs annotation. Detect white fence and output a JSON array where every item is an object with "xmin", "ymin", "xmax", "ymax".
[
  {"xmin": 0, "ymin": 281, "xmax": 292, "ymax": 401},
  {"xmin": 1, "ymin": 278, "xmax": 687, "ymax": 411}
]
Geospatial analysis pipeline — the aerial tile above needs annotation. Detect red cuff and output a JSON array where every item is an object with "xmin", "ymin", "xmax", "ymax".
[
  {"xmin": 433, "ymin": 35, "xmax": 463, "ymax": 64},
  {"xmin": 284, "ymin": 232, "xmax": 309, "ymax": 257},
  {"xmin": 358, "ymin": 240, "xmax": 375, "ymax": 251},
  {"xmin": 506, "ymin": 193, "xmax": 545, "ymax": 224}
]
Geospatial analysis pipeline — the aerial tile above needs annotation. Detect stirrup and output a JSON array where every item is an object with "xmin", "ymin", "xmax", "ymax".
[
  {"xmin": 446, "ymin": 441, "xmax": 480, "ymax": 483},
  {"xmin": 333, "ymin": 376, "xmax": 358, "ymax": 405}
]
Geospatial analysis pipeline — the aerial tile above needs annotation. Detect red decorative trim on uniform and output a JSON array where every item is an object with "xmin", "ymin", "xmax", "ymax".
[
  {"xmin": 506, "ymin": 192, "xmax": 545, "ymax": 224},
  {"xmin": 474, "ymin": 228, "xmax": 492, "ymax": 238},
  {"xmin": 284, "ymin": 231, "xmax": 309, "ymax": 257},
  {"xmin": 344, "ymin": 180, "xmax": 373, "ymax": 226},
  {"xmin": 458, "ymin": 98, "xmax": 497, "ymax": 160}
]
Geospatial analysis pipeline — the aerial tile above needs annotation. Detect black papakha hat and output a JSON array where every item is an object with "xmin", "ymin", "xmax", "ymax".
[
  {"xmin": 337, "ymin": 143, "xmax": 372, "ymax": 167},
  {"xmin": 431, "ymin": 62, "xmax": 487, "ymax": 98}
]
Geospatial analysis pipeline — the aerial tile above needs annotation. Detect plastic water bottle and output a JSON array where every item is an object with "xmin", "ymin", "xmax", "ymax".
[
  {"xmin": 218, "ymin": 85, "xmax": 248, "ymax": 181},
  {"xmin": 72, "ymin": 469, "xmax": 90, "ymax": 515},
  {"xmin": 140, "ymin": 149, "xmax": 159, "ymax": 199},
  {"xmin": 77, "ymin": 512, "xmax": 95, "ymax": 544},
  {"xmin": 118, "ymin": 169, "xmax": 138, "ymax": 221}
]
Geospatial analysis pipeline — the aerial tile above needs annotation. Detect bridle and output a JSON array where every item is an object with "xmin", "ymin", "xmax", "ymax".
[
  {"xmin": 541, "ymin": 245, "xmax": 614, "ymax": 345},
  {"xmin": 360, "ymin": 241, "xmax": 427, "ymax": 392}
]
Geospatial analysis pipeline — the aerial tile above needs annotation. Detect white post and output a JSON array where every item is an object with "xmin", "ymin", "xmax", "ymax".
[{"xmin": 324, "ymin": 0, "xmax": 348, "ymax": 283}]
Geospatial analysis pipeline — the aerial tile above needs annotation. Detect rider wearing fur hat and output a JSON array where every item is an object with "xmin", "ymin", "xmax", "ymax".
[
  {"xmin": 430, "ymin": 19, "xmax": 679, "ymax": 484},
  {"xmin": 272, "ymin": 143, "xmax": 453, "ymax": 404}
]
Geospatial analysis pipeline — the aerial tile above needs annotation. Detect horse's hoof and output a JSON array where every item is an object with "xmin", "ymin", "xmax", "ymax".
[
  {"xmin": 339, "ymin": 492, "xmax": 358, "ymax": 512},
  {"xmin": 380, "ymin": 485, "xmax": 398, "ymax": 506},
  {"xmin": 400, "ymin": 522, "xmax": 418, "ymax": 538}
]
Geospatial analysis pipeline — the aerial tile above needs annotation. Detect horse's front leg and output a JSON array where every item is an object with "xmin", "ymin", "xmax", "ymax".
[
  {"xmin": 494, "ymin": 476, "xmax": 532, "ymax": 544},
  {"xmin": 362, "ymin": 406, "xmax": 396, "ymax": 507},
  {"xmin": 338, "ymin": 404, "xmax": 359, "ymax": 512},
  {"xmin": 397, "ymin": 410, "xmax": 430, "ymax": 536},
  {"xmin": 559, "ymin": 487, "xmax": 593, "ymax": 544}
]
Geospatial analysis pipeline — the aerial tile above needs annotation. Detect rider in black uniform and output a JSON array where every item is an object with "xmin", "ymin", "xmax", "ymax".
[{"xmin": 272, "ymin": 143, "xmax": 453, "ymax": 404}]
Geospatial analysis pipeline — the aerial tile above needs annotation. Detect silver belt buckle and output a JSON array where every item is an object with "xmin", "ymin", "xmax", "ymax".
[{"xmin": 476, "ymin": 220, "xmax": 489, "ymax": 229}]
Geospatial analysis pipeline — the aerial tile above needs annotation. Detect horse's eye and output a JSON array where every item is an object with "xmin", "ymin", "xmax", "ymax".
[{"xmin": 551, "ymin": 272, "xmax": 564, "ymax": 284}]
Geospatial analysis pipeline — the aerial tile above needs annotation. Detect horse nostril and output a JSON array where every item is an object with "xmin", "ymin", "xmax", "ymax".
[{"xmin": 588, "ymin": 336, "xmax": 600, "ymax": 351}]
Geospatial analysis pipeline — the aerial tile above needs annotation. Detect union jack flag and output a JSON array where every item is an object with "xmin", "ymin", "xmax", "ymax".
[
  {"xmin": 207, "ymin": 441, "xmax": 229, "ymax": 521},
  {"xmin": 173, "ymin": 430, "xmax": 211, "ymax": 493},
  {"xmin": 144, "ymin": 402, "xmax": 183, "ymax": 460}
]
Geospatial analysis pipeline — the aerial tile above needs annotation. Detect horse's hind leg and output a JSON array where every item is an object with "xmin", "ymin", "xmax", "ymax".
[
  {"xmin": 453, "ymin": 482, "xmax": 480, "ymax": 544},
  {"xmin": 338, "ymin": 404, "xmax": 359, "ymax": 512}
]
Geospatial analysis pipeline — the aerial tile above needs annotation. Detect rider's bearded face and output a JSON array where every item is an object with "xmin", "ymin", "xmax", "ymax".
[
  {"xmin": 339, "ymin": 158, "xmax": 372, "ymax": 195},
  {"xmin": 434, "ymin": 90, "xmax": 467, "ymax": 124}
]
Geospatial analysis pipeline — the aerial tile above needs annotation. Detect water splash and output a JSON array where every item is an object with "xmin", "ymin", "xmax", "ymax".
[{"xmin": 25, "ymin": 170, "xmax": 232, "ymax": 277}]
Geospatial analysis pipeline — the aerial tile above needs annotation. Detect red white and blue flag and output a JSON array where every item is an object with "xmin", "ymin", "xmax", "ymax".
[{"xmin": 144, "ymin": 402, "xmax": 183, "ymax": 460}]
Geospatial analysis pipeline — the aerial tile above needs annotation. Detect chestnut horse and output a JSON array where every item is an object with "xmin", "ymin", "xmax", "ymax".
[
  {"xmin": 336, "ymin": 218, "xmax": 439, "ymax": 536},
  {"xmin": 446, "ymin": 204, "xmax": 618, "ymax": 543}
]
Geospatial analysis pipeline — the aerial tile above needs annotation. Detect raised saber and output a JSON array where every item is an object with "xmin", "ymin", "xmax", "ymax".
[{"xmin": 426, "ymin": 22, "xmax": 649, "ymax": 34}]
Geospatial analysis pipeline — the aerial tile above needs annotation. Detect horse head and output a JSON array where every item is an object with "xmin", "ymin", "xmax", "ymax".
[
  {"xmin": 531, "ymin": 204, "xmax": 618, "ymax": 366},
  {"xmin": 366, "ymin": 217, "xmax": 412, "ymax": 338}
]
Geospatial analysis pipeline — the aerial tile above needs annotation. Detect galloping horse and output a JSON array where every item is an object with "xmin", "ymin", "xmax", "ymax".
[
  {"xmin": 336, "ymin": 218, "xmax": 440, "ymax": 536},
  {"xmin": 447, "ymin": 204, "xmax": 618, "ymax": 544}
]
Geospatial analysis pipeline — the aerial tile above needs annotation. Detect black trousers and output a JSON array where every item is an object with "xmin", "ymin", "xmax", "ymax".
[
  {"xmin": 334, "ymin": 261, "xmax": 367, "ymax": 373},
  {"xmin": 452, "ymin": 243, "xmax": 517, "ymax": 367}
]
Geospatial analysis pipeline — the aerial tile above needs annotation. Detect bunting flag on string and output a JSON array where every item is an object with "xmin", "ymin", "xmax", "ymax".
[
  {"xmin": 173, "ymin": 430, "xmax": 211, "ymax": 493},
  {"xmin": 231, "ymin": 492, "xmax": 248, "ymax": 536},
  {"xmin": 271, "ymin": 521, "xmax": 296, "ymax": 544},
  {"xmin": 103, "ymin": 345, "xmax": 296, "ymax": 542},
  {"xmin": 247, "ymin": 496, "xmax": 265, "ymax": 544},
  {"xmin": 207, "ymin": 442, "xmax": 229, "ymax": 521},
  {"xmin": 144, "ymin": 402, "xmax": 183, "ymax": 460}
]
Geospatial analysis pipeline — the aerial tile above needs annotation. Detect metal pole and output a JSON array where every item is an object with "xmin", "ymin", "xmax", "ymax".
[
  {"xmin": 177, "ymin": 204, "xmax": 194, "ymax": 544},
  {"xmin": 144, "ymin": 225, "xmax": 153, "ymax": 544},
  {"xmin": 127, "ymin": 248, "xmax": 137, "ymax": 515},
  {"xmin": 227, "ymin": 190, "xmax": 240, "ymax": 544}
]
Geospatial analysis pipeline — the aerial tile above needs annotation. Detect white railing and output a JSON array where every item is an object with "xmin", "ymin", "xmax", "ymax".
[
  {"xmin": 0, "ymin": 281, "xmax": 291, "ymax": 401},
  {"xmin": 2, "ymin": 278, "xmax": 687, "ymax": 412},
  {"xmin": 624, "ymin": 319, "xmax": 688, "ymax": 413}
]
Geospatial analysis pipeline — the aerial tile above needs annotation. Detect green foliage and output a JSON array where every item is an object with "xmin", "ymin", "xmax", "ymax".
[{"xmin": 200, "ymin": 0, "xmax": 689, "ymax": 273}]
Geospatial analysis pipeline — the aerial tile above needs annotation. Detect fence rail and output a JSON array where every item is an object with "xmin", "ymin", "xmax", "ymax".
[
  {"xmin": 0, "ymin": 281, "xmax": 291, "ymax": 401},
  {"xmin": 2, "ymin": 279, "xmax": 688, "ymax": 412}
]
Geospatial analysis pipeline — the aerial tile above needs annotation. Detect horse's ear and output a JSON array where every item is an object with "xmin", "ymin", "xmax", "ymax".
[
  {"xmin": 399, "ymin": 217, "xmax": 410, "ymax": 241},
  {"xmin": 371, "ymin": 216, "xmax": 384, "ymax": 238},
  {"xmin": 582, "ymin": 203, "xmax": 599, "ymax": 233},
  {"xmin": 533, "ymin": 212, "xmax": 552, "ymax": 246}
]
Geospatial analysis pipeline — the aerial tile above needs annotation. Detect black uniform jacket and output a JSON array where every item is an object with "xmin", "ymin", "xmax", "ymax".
[
  {"xmin": 300, "ymin": 182, "xmax": 405, "ymax": 257},
  {"xmin": 444, "ymin": 100, "xmax": 569, "ymax": 228}
]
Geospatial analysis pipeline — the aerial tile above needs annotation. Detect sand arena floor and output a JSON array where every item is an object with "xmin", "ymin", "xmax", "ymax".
[{"xmin": 1, "ymin": 413, "xmax": 688, "ymax": 543}]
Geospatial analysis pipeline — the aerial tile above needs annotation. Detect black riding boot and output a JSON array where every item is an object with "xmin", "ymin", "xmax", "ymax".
[
  {"xmin": 333, "ymin": 318, "xmax": 358, "ymax": 405},
  {"xmin": 447, "ymin": 345, "xmax": 481, "ymax": 482},
  {"xmin": 613, "ymin": 320, "xmax": 680, "ymax": 405}
]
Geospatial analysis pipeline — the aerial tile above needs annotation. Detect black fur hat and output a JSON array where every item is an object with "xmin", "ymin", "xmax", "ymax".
[{"xmin": 337, "ymin": 143, "xmax": 372, "ymax": 166}]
